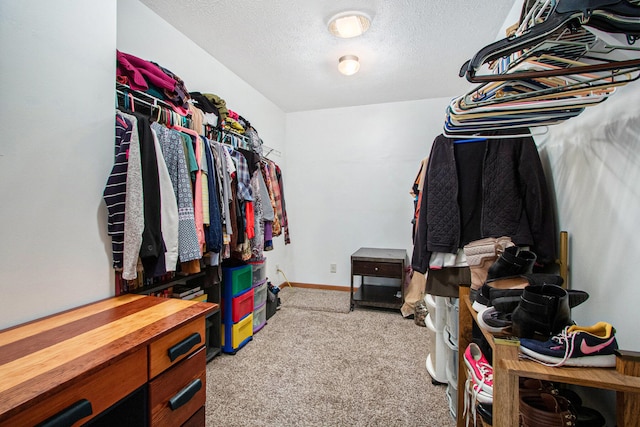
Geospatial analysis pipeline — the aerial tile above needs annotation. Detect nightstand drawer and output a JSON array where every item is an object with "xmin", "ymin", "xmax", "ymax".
[
  {"xmin": 352, "ymin": 261, "xmax": 402, "ymax": 278},
  {"xmin": 4, "ymin": 348, "xmax": 146, "ymax": 427},
  {"xmin": 149, "ymin": 318, "xmax": 205, "ymax": 379},
  {"xmin": 149, "ymin": 347, "xmax": 206, "ymax": 427}
]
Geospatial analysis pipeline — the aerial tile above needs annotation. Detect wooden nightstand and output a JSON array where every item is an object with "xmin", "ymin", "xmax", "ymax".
[{"xmin": 350, "ymin": 247, "xmax": 408, "ymax": 311}]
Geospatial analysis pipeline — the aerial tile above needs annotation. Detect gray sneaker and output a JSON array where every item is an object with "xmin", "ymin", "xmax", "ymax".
[{"xmin": 477, "ymin": 306, "xmax": 512, "ymax": 333}]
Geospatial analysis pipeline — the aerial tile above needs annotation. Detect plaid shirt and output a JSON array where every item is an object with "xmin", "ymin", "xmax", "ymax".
[{"xmin": 226, "ymin": 147, "xmax": 253, "ymax": 201}]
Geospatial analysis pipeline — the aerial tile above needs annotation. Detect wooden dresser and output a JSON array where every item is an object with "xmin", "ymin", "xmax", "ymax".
[{"xmin": 0, "ymin": 294, "xmax": 217, "ymax": 426}]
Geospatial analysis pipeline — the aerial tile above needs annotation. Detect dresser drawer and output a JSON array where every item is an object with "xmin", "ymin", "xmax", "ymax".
[
  {"xmin": 352, "ymin": 261, "xmax": 402, "ymax": 278},
  {"xmin": 3, "ymin": 348, "xmax": 146, "ymax": 427},
  {"xmin": 149, "ymin": 317, "xmax": 205, "ymax": 379},
  {"xmin": 149, "ymin": 346, "xmax": 206, "ymax": 427},
  {"xmin": 182, "ymin": 406, "xmax": 205, "ymax": 427}
]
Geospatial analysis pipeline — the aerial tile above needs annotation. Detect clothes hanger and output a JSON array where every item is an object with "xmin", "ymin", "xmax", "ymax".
[
  {"xmin": 446, "ymin": 106, "xmax": 585, "ymax": 128},
  {"xmin": 453, "ymin": 73, "xmax": 619, "ymax": 111},
  {"xmin": 442, "ymin": 126, "xmax": 550, "ymax": 139},
  {"xmin": 460, "ymin": 0, "xmax": 640, "ymax": 82},
  {"xmin": 453, "ymin": 138, "xmax": 488, "ymax": 144},
  {"xmin": 457, "ymin": 68, "xmax": 635, "ymax": 110},
  {"xmin": 455, "ymin": 50, "xmax": 640, "ymax": 112}
]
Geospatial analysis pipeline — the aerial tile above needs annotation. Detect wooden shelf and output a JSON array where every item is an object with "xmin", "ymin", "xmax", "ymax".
[
  {"xmin": 502, "ymin": 358, "xmax": 640, "ymax": 393},
  {"xmin": 352, "ymin": 284, "xmax": 402, "ymax": 309},
  {"xmin": 457, "ymin": 286, "xmax": 640, "ymax": 427}
]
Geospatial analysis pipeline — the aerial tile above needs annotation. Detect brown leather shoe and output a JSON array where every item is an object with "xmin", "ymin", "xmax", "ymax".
[
  {"xmin": 519, "ymin": 378, "xmax": 558, "ymax": 399},
  {"xmin": 520, "ymin": 392, "xmax": 576, "ymax": 427}
]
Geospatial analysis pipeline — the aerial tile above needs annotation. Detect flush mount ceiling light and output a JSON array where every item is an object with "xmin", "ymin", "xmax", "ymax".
[
  {"xmin": 328, "ymin": 11, "xmax": 371, "ymax": 38},
  {"xmin": 338, "ymin": 55, "xmax": 360, "ymax": 76}
]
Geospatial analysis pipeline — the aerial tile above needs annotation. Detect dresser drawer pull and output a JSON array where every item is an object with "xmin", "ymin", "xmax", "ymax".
[
  {"xmin": 168, "ymin": 332, "xmax": 202, "ymax": 362},
  {"xmin": 37, "ymin": 399, "xmax": 93, "ymax": 427},
  {"xmin": 168, "ymin": 379, "xmax": 202, "ymax": 411}
]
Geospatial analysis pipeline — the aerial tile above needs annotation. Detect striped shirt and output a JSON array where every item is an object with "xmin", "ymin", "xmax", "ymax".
[{"xmin": 103, "ymin": 113, "xmax": 132, "ymax": 268}]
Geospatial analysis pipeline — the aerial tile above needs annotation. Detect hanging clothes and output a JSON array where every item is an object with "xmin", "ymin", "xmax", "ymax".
[
  {"xmin": 211, "ymin": 140, "xmax": 234, "ymax": 243},
  {"xmin": 116, "ymin": 111, "xmax": 145, "ymax": 280},
  {"xmin": 111, "ymin": 77, "xmax": 292, "ymax": 283},
  {"xmin": 226, "ymin": 147, "xmax": 254, "ymax": 202},
  {"xmin": 104, "ymin": 113, "xmax": 133, "ymax": 271},
  {"xmin": 150, "ymin": 122, "xmax": 201, "ymax": 264},
  {"xmin": 175, "ymin": 127, "xmax": 206, "ymax": 253},
  {"xmin": 275, "ymin": 164, "xmax": 290, "ymax": 245},
  {"xmin": 132, "ymin": 113, "xmax": 164, "ymax": 276},
  {"xmin": 261, "ymin": 161, "xmax": 281, "ymax": 237},
  {"xmin": 150, "ymin": 127, "xmax": 179, "ymax": 272},
  {"xmin": 411, "ymin": 129, "xmax": 557, "ymax": 275},
  {"xmin": 202, "ymin": 136, "xmax": 223, "ymax": 254},
  {"xmin": 410, "ymin": 156, "xmax": 429, "ymax": 240}
]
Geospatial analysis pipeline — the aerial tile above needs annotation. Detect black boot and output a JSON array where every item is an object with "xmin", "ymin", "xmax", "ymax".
[
  {"xmin": 488, "ymin": 274, "xmax": 565, "ymax": 314},
  {"xmin": 486, "ymin": 246, "xmax": 537, "ymax": 281},
  {"xmin": 511, "ymin": 284, "xmax": 573, "ymax": 339},
  {"xmin": 489, "ymin": 274, "xmax": 588, "ymax": 314}
]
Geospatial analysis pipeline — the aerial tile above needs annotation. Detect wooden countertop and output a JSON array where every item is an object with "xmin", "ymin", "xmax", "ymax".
[
  {"xmin": 351, "ymin": 247, "xmax": 408, "ymax": 263},
  {"xmin": 0, "ymin": 294, "xmax": 217, "ymax": 421}
]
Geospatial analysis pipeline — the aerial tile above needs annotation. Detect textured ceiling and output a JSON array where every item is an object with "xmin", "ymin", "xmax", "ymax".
[{"xmin": 139, "ymin": 0, "xmax": 516, "ymax": 112}]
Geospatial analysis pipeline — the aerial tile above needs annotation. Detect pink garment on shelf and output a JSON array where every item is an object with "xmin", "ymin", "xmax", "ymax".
[
  {"xmin": 116, "ymin": 50, "xmax": 176, "ymax": 92},
  {"xmin": 228, "ymin": 110, "xmax": 239, "ymax": 120}
]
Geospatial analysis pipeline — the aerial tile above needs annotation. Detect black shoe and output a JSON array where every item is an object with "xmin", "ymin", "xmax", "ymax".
[
  {"xmin": 477, "ymin": 403, "xmax": 492, "ymax": 426},
  {"xmin": 473, "ymin": 274, "xmax": 563, "ymax": 313},
  {"xmin": 511, "ymin": 284, "xmax": 573, "ymax": 338},
  {"xmin": 486, "ymin": 246, "xmax": 537, "ymax": 281}
]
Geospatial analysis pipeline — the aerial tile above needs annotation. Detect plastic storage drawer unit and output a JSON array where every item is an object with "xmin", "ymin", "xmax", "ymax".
[
  {"xmin": 253, "ymin": 302, "xmax": 266, "ymax": 333},
  {"xmin": 229, "ymin": 288, "xmax": 254, "ymax": 323},
  {"xmin": 444, "ymin": 325, "xmax": 458, "ymax": 384},
  {"xmin": 253, "ymin": 281, "xmax": 268, "ymax": 308},
  {"xmin": 221, "ymin": 313, "xmax": 253, "ymax": 353},
  {"xmin": 248, "ymin": 259, "xmax": 266, "ymax": 285},
  {"xmin": 223, "ymin": 264, "xmax": 253, "ymax": 296}
]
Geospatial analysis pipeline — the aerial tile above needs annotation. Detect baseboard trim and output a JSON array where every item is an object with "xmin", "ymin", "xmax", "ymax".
[{"xmin": 278, "ymin": 282, "xmax": 351, "ymax": 292}]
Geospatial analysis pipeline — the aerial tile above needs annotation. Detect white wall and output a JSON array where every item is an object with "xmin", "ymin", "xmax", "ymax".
[
  {"xmin": 536, "ymin": 83, "xmax": 640, "ymax": 352},
  {"xmin": 284, "ymin": 98, "xmax": 452, "ymax": 286},
  {"xmin": 0, "ymin": 0, "xmax": 117, "ymax": 329}
]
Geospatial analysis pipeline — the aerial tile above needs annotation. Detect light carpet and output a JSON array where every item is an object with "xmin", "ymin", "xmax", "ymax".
[
  {"xmin": 205, "ymin": 287, "xmax": 455, "ymax": 427},
  {"xmin": 276, "ymin": 285, "xmax": 352, "ymax": 313}
]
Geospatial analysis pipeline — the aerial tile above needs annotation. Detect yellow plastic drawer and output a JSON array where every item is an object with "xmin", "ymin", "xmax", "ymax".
[{"xmin": 222, "ymin": 313, "xmax": 253, "ymax": 350}]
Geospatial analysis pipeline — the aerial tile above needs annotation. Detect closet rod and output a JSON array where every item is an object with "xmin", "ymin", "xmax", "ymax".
[
  {"xmin": 262, "ymin": 146, "xmax": 281, "ymax": 157},
  {"xmin": 117, "ymin": 83, "xmax": 281, "ymax": 158},
  {"xmin": 116, "ymin": 83, "xmax": 179, "ymax": 112},
  {"xmin": 209, "ymin": 127, "xmax": 280, "ymax": 158}
]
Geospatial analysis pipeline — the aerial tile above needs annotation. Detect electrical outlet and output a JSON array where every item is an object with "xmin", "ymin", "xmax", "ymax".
[
  {"xmin": 330, "ymin": 263, "xmax": 337, "ymax": 273},
  {"xmin": 275, "ymin": 264, "xmax": 280, "ymax": 272}
]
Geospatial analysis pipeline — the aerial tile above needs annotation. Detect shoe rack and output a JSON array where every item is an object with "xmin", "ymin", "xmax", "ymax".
[{"xmin": 456, "ymin": 285, "xmax": 640, "ymax": 427}]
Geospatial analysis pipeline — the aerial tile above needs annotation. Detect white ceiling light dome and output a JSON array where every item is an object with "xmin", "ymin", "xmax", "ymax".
[
  {"xmin": 328, "ymin": 11, "xmax": 371, "ymax": 38},
  {"xmin": 338, "ymin": 55, "xmax": 360, "ymax": 76}
]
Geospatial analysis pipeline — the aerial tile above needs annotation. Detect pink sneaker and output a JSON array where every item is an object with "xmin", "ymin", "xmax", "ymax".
[{"xmin": 464, "ymin": 343, "xmax": 493, "ymax": 394}]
